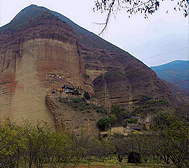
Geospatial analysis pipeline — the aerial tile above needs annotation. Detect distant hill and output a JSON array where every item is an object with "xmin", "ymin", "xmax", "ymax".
[{"xmin": 151, "ymin": 60, "xmax": 189, "ymax": 93}]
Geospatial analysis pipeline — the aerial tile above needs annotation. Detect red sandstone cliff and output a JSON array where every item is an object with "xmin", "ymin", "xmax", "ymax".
[
  {"xmin": 0, "ymin": 5, "xmax": 187, "ymax": 128},
  {"xmin": 0, "ymin": 5, "xmax": 93, "ymax": 124}
]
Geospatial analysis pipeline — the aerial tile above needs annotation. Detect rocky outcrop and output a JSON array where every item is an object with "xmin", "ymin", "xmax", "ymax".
[{"xmin": 45, "ymin": 95, "xmax": 106, "ymax": 135}]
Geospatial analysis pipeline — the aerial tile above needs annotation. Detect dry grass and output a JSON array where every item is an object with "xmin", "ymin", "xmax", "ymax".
[{"xmin": 43, "ymin": 162, "xmax": 175, "ymax": 168}]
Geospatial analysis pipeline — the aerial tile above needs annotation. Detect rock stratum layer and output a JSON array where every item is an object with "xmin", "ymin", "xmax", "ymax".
[
  {"xmin": 0, "ymin": 5, "xmax": 90, "ymax": 124},
  {"xmin": 0, "ymin": 5, "xmax": 187, "ymax": 129}
]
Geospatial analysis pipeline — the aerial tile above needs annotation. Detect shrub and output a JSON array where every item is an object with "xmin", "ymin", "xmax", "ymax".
[
  {"xmin": 95, "ymin": 106, "xmax": 107, "ymax": 114},
  {"xmin": 111, "ymin": 104, "xmax": 121, "ymax": 116},
  {"xmin": 109, "ymin": 114, "xmax": 117, "ymax": 126},
  {"xmin": 127, "ymin": 118, "xmax": 138, "ymax": 124},
  {"xmin": 128, "ymin": 151, "xmax": 141, "ymax": 163},
  {"xmin": 84, "ymin": 92, "xmax": 90, "ymax": 100},
  {"xmin": 97, "ymin": 118, "xmax": 110, "ymax": 131}
]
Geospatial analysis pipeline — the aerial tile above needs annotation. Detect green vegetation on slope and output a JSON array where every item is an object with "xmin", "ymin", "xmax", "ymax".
[
  {"xmin": 58, "ymin": 97, "xmax": 107, "ymax": 114},
  {"xmin": 93, "ymin": 70, "xmax": 125, "ymax": 84},
  {"xmin": 135, "ymin": 100, "xmax": 169, "ymax": 114}
]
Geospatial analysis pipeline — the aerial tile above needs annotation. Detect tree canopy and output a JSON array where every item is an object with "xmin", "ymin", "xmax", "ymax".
[{"xmin": 0, "ymin": 114, "xmax": 188, "ymax": 167}]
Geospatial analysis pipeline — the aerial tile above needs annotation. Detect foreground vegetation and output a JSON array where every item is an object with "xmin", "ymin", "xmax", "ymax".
[{"xmin": 0, "ymin": 114, "xmax": 188, "ymax": 168}]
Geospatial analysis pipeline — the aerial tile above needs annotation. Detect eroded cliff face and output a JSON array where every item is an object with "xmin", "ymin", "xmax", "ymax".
[
  {"xmin": 45, "ymin": 95, "xmax": 106, "ymax": 136},
  {"xmin": 0, "ymin": 5, "xmax": 186, "ymax": 128},
  {"xmin": 79, "ymin": 44, "xmax": 174, "ymax": 110},
  {"xmin": 0, "ymin": 8, "xmax": 93, "ymax": 124}
]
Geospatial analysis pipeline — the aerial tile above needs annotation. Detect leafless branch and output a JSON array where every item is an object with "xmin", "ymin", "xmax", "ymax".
[
  {"xmin": 98, "ymin": 0, "xmax": 116, "ymax": 35},
  {"xmin": 94, "ymin": 0, "xmax": 188, "ymax": 35}
]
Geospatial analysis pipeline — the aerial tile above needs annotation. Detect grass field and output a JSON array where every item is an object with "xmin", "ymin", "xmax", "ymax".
[
  {"xmin": 43, "ymin": 160, "xmax": 176, "ymax": 168},
  {"xmin": 72, "ymin": 163, "xmax": 175, "ymax": 168}
]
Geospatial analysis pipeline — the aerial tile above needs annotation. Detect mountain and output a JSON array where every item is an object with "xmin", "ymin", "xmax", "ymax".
[
  {"xmin": 0, "ymin": 5, "xmax": 188, "ymax": 133},
  {"xmin": 151, "ymin": 60, "xmax": 189, "ymax": 93}
]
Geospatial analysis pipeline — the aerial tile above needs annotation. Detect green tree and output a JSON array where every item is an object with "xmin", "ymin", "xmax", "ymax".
[
  {"xmin": 0, "ymin": 119, "xmax": 27, "ymax": 168},
  {"xmin": 130, "ymin": 133, "xmax": 155, "ymax": 163},
  {"xmin": 45, "ymin": 131, "xmax": 73, "ymax": 168},
  {"xmin": 23, "ymin": 122, "xmax": 76, "ymax": 168},
  {"xmin": 24, "ymin": 122, "xmax": 52, "ymax": 168},
  {"xmin": 71, "ymin": 130, "xmax": 90, "ymax": 167},
  {"xmin": 111, "ymin": 135, "xmax": 130, "ymax": 162},
  {"xmin": 174, "ymin": 104, "xmax": 189, "ymax": 119},
  {"xmin": 88, "ymin": 138, "xmax": 115, "ymax": 162},
  {"xmin": 97, "ymin": 118, "xmax": 110, "ymax": 131},
  {"xmin": 127, "ymin": 118, "xmax": 138, "ymax": 124},
  {"xmin": 111, "ymin": 104, "xmax": 125, "ymax": 124},
  {"xmin": 111, "ymin": 104, "xmax": 121, "ymax": 116},
  {"xmin": 109, "ymin": 114, "xmax": 117, "ymax": 126},
  {"xmin": 152, "ymin": 115, "xmax": 189, "ymax": 168}
]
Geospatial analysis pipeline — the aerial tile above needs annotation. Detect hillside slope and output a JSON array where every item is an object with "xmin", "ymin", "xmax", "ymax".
[
  {"xmin": 52, "ymin": 8, "xmax": 177, "ymax": 109},
  {"xmin": 52, "ymin": 11, "xmax": 127, "ymax": 54},
  {"xmin": 151, "ymin": 60, "xmax": 189, "ymax": 93},
  {"xmin": 0, "ymin": 5, "xmax": 187, "ymax": 131}
]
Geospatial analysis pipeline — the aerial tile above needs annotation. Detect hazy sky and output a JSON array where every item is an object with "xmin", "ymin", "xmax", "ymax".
[{"xmin": 0, "ymin": 0, "xmax": 188, "ymax": 67}]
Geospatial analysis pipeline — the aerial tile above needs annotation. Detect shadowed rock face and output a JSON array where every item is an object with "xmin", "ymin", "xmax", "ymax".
[
  {"xmin": 0, "ymin": 5, "xmax": 187, "ymax": 127},
  {"xmin": 88, "ymin": 50, "xmax": 174, "ymax": 109}
]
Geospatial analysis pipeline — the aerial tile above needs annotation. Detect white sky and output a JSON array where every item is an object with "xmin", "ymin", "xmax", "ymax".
[{"xmin": 0, "ymin": 0, "xmax": 188, "ymax": 67}]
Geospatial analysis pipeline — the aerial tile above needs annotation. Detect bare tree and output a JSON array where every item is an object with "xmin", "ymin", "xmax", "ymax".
[{"xmin": 94, "ymin": 0, "xmax": 189, "ymax": 34}]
